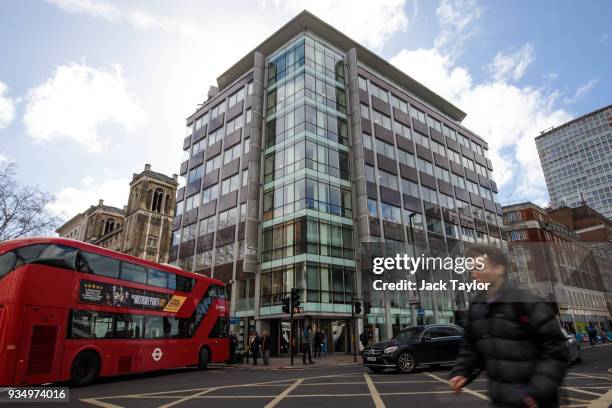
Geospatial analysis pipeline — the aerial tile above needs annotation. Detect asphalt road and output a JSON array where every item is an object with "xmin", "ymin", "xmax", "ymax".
[{"xmin": 12, "ymin": 343, "xmax": 612, "ymax": 408}]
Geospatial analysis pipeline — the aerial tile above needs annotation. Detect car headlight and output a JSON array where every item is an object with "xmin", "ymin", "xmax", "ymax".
[{"xmin": 384, "ymin": 346, "xmax": 398, "ymax": 354}]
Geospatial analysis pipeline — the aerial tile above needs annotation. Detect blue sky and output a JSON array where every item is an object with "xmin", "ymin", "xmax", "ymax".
[{"xmin": 0, "ymin": 0, "xmax": 610, "ymax": 220}]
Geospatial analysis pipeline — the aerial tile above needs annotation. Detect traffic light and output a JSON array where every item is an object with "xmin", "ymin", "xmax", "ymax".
[
  {"xmin": 354, "ymin": 301, "xmax": 362, "ymax": 315},
  {"xmin": 290, "ymin": 288, "xmax": 301, "ymax": 308},
  {"xmin": 282, "ymin": 297, "xmax": 290, "ymax": 314}
]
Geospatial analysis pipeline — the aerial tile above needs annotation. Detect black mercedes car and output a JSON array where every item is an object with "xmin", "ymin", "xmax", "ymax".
[{"xmin": 363, "ymin": 324, "xmax": 464, "ymax": 373}]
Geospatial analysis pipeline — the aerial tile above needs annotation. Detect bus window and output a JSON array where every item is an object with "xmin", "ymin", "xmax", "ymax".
[
  {"xmin": 121, "ymin": 262, "xmax": 147, "ymax": 284},
  {"xmin": 163, "ymin": 317, "xmax": 180, "ymax": 338},
  {"xmin": 16, "ymin": 244, "xmax": 78, "ymax": 271},
  {"xmin": 144, "ymin": 316, "xmax": 164, "ymax": 339},
  {"xmin": 81, "ymin": 252, "xmax": 120, "ymax": 278},
  {"xmin": 0, "ymin": 252, "xmax": 17, "ymax": 278},
  {"xmin": 147, "ymin": 268, "xmax": 168, "ymax": 288},
  {"xmin": 115, "ymin": 314, "xmax": 143, "ymax": 339},
  {"xmin": 175, "ymin": 275, "xmax": 194, "ymax": 292},
  {"xmin": 71, "ymin": 310, "xmax": 114, "ymax": 339}
]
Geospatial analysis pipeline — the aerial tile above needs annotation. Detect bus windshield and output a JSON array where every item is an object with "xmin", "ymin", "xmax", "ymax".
[{"xmin": 0, "ymin": 244, "xmax": 79, "ymax": 277}]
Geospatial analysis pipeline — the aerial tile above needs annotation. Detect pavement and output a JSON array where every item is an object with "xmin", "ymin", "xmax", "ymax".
[
  {"xmin": 229, "ymin": 353, "xmax": 361, "ymax": 370},
  {"xmin": 11, "ymin": 343, "xmax": 612, "ymax": 407}
]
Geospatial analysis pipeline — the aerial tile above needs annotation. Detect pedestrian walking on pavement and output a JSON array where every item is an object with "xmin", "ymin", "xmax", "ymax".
[
  {"xmin": 250, "ymin": 331, "xmax": 260, "ymax": 366},
  {"xmin": 303, "ymin": 325, "xmax": 314, "ymax": 364},
  {"xmin": 587, "ymin": 324, "xmax": 596, "ymax": 346},
  {"xmin": 449, "ymin": 245, "xmax": 568, "ymax": 408},
  {"xmin": 321, "ymin": 329, "xmax": 328, "ymax": 356},
  {"xmin": 261, "ymin": 330, "xmax": 271, "ymax": 366},
  {"xmin": 314, "ymin": 329, "xmax": 322, "ymax": 358},
  {"xmin": 228, "ymin": 331, "xmax": 238, "ymax": 364},
  {"xmin": 359, "ymin": 328, "xmax": 369, "ymax": 354}
]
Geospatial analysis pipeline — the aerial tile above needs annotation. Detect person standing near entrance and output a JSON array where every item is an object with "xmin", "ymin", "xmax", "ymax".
[
  {"xmin": 321, "ymin": 329, "xmax": 328, "ymax": 356},
  {"xmin": 228, "ymin": 330, "xmax": 238, "ymax": 364},
  {"xmin": 250, "ymin": 331, "xmax": 260, "ymax": 366},
  {"xmin": 261, "ymin": 330, "xmax": 271, "ymax": 366},
  {"xmin": 303, "ymin": 325, "xmax": 314, "ymax": 364},
  {"xmin": 314, "ymin": 328, "xmax": 322, "ymax": 358},
  {"xmin": 360, "ymin": 328, "xmax": 369, "ymax": 354},
  {"xmin": 449, "ymin": 245, "xmax": 568, "ymax": 408}
]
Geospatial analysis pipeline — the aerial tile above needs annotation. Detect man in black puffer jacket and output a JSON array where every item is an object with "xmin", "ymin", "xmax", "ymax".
[{"xmin": 449, "ymin": 246, "xmax": 569, "ymax": 408}]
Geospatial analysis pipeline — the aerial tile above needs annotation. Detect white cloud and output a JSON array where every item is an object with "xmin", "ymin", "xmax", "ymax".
[
  {"xmin": 563, "ymin": 78, "xmax": 599, "ymax": 104},
  {"xmin": 48, "ymin": 176, "xmax": 129, "ymax": 220},
  {"xmin": 488, "ymin": 43, "xmax": 535, "ymax": 82},
  {"xmin": 263, "ymin": 0, "xmax": 410, "ymax": 50},
  {"xmin": 46, "ymin": 0, "xmax": 204, "ymax": 41},
  {"xmin": 389, "ymin": 8, "xmax": 571, "ymax": 205},
  {"xmin": 23, "ymin": 62, "xmax": 147, "ymax": 152},
  {"xmin": 0, "ymin": 81, "xmax": 16, "ymax": 129},
  {"xmin": 435, "ymin": 0, "xmax": 483, "ymax": 57}
]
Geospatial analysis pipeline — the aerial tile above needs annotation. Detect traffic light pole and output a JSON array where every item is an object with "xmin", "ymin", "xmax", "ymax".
[
  {"xmin": 351, "ymin": 297, "xmax": 357, "ymax": 363},
  {"xmin": 290, "ymin": 305, "xmax": 294, "ymax": 366}
]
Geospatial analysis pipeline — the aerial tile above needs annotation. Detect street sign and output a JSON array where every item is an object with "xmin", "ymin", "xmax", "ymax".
[
  {"xmin": 229, "ymin": 317, "xmax": 240, "ymax": 325},
  {"xmin": 417, "ymin": 307, "xmax": 425, "ymax": 317}
]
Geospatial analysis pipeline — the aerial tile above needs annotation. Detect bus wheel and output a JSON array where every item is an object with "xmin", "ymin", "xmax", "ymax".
[
  {"xmin": 71, "ymin": 351, "xmax": 100, "ymax": 386},
  {"xmin": 198, "ymin": 347, "xmax": 209, "ymax": 370}
]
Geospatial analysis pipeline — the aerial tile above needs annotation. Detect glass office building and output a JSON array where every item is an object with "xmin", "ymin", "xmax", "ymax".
[{"xmin": 171, "ymin": 11, "xmax": 506, "ymax": 353}]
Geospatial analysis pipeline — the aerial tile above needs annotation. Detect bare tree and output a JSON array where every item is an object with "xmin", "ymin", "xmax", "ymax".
[{"xmin": 0, "ymin": 161, "xmax": 59, "ymax": 241}]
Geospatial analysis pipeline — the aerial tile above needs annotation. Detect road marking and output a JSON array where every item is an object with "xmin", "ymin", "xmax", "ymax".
[
  {"xmin": 264, "ymin": 378, "xmax": 303, "ymax": 408},
  {"xmin": 425, "ymin": 372, "xmax": 490, "ymax": 401},
  {"xmin": 562, "ymin": 387, "xmax": 603, "ymax": 397},
  {"xmin": 589, "ymin": 389, "xmax": 612, "ymax": 408},
  {"xmin": 567, "ymin": 372, "xmax": 612, "ymax": 381},
  {"xmin": 364, "ymin": 373, "xmax": 385, "ymax": 408},
  {"xmin": 158, "ymin": 387, "xmax": 219, "ymax": 408},
  {"xmin": 79, "ymin": 399, "xmax": 123, "ymax": 408}
]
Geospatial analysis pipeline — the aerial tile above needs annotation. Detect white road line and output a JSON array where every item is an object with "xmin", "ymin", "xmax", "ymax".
[
  {"xmin": 562, "ymin": 387, "xmax": 603, "ymax": 397},
  {"xmin": 264, "ymin": 378, "xmax": 304, "ymax": 408},
  {"xmin": 588, "ymin": 388, "xmax": 612, "ymax": 408},
  {"xmin": 79, "ymin": 399, "xmax": 124, "ymax": 408},
  {"xmin": 425, "ymin": 372, "xmax": 490, "ymax": 401},
  {"xmin": 567, "ymin": 372, "xmax": 612, "ymax": 381},
  {"xmin": 158, "ymin": 387, "xmax": 219, "ymax": 408},
  {"xmin": 364, "ymin": 372, "xmax": 386, "ymax": 408}
]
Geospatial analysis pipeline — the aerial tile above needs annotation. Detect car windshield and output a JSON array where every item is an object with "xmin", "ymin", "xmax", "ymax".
[{"xmin": 395, "ymin": 327, "xmax": 424, "ymax": 339}]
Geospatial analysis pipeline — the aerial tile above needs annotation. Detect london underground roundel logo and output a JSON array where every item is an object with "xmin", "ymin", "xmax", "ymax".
[{"xmin": 152, "ymin": 348, "xmax": 163, "ymax": 361}]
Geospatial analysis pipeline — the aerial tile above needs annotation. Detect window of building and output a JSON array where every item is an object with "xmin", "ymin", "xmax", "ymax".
[
  {"xmin": 175, "ymin": 200, "xmax": 184, "ymax": 216},
  {"xmin": 208, "ymin": 127, "xmax": 224, "ymax": 146},
  {"xmin": 397, "ymin": 149, "xmax": 415, "ymax": 168},
  {"xmin": 184, "ymin": 193, "xmax": 200, "ymax": 212},
  {"xmin": 360, "ymin": 103, "xmax": 370, "ymax": 120},
  {"xmin": 378, "ymin": 170, "xmax": 398, "ymax": 190},
  {"xmin": 226, "ymin": 114, "xmax": 243, "ymax": 134},
  {"xmin": 199, "ymin": 216, "xmax": 215, "ymax": 235},
  {"xmin": 367, "ymin": 198, "xmax": 378, "ymax": 217},
  {"xmin": 202, "ymin": 184, "xmax": 218, "ymax": 204},
  {"xmin": 439, "ymin": 193, "xmax": 455, "ymax": 209},
  {"xmin": 218, "ymin": 207, "xmax": 237, "ymax": 229},
  {"xmin": 365, "ymin": 165, "xmax": 376, "ymax": 183},
  {"xmin": 510, "ymin": 230, "xmax": 527, "ymax": 241},
  {"xmin": 451, "ymin": 173, "xmax": 466, "ymax": 189},
  {"xmin": 435, "ymin": 166, "xmax": 450, "ymax": 183},
  {"xmin": 221, "ymin": 174, "xmax": 240, "ymax": 195},
  {"xmin": 431, "ymin": 140, "xmax": 446, "ymax": 157},
  {"xmin": 182, "ymin": 223, "xmax": 197, "ymax": 243},
  {"xmin": 447, "ymin": 148, "xmax": 461, "ymax": 164},
  {"xmin": 210, "ymin": 101, "xmax": 225, "ymax": 118},
  {"xmin": 245, "ymin": 108, "xmax": 252, "ymax": 124},
  {"xmin": 362, "ymin": 132, "xmax": 373, "ymax": 150},
  {"xmin": 394, "ymin": 121, "xmax": 411, "ymax": 139},
  {"xmin": 427, "ymin": 116, "xmax": 442, "ymax": 132},
  {"xmin": 413, "ymin": 132, "xmax": 430, "ymax": 149},
  {"xmin": 375, "ymin": 138, "xmax": 395, "ymax": 159},
  {"xmin": 372, "ymin": 110, "xmax": 391, "ymax": 129},
  {"xmin": 421, "ymin": 186, "xmax": 438, "ymax": 204},
  {"xmin": 228, "ymin": 88, "xmax": 245, "ymax": 107},
  {"xmin": 416, "ymin": 157, "xmax": 433, "ymax": 176},
  {"xmin": 358, "ymin": 76, "xmax": 368, "ymax": 91},
  {"xmin": 247, "ymin": 81, "xmax": 253, "ymax": 96},
  {"xmin": 381, "ymin": 202, "xmax": 402, "ymax": 223},
  {"xmin": 243, "ymin": 137, "xmax": 250, "ymax": 155},
  {"xmin": 369, "ymin": 82, "xmax": 388, "ymax": 103},
  {"xmin": 191, "ymin": 139, "xmax": 206, "ymax": 157},
  {"xmin": 242, "ymin": 169, "xmax": 249, "ymax": 187},
  {"xmin": 410, "ymin": 106, "xmax": 426, "ymax": 123},
  {"xmin": 223, "ymin": 144, "xmax": 241, "ymax": 164},
  {"xmin": 401, "ymin": 179, "xmax": 420, "ymax": 197},
  {"xmin": 205, "ymin": 154, "xmax": 222, "ymax": 174},
  {"xmin": 390, "ymin": 94, "xmax": 408, "ymax": 113},
  {"xmin": 426, "ymin": 216, "xmax": 443, "ymax": 235},
  {"xmin": 187, "ymin": 165, "xmax": 203, "ymax": 183}
]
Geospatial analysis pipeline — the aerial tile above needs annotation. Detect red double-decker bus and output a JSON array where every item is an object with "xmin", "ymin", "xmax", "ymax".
[{"xmin": 0, "ymin": 237, "xmax": 229, "ymax": 386}]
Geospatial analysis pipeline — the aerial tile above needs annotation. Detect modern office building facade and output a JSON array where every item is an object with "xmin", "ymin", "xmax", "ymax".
[
  {"xmin": 171, "ymin": 11, "xmax": 506, "ymax": 354},
  {"xmin": 535, "ymin": 105, "xmax": 612, "ymax": 220}
]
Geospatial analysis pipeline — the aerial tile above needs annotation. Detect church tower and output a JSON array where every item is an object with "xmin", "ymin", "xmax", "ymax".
[{"xmin": 121, "ymin": 164, "xmax": 179, "ymax": 263}]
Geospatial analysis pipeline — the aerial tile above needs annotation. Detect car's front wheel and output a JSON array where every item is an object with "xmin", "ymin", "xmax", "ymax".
[{"xmin": 397, "ymin": 352, "xmax": 416, "ymax": 373}]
